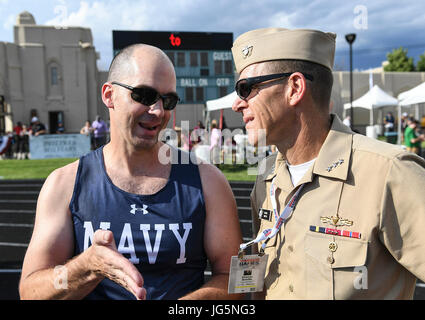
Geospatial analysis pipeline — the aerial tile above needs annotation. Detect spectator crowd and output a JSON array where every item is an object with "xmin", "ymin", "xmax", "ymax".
[
  {"xmin": 1, "ymin": 112, "xmax": 424, "ymax": 160},
  {"xmin": 0, "ymin": 115, "xmax": 110, "ymax": 159}
]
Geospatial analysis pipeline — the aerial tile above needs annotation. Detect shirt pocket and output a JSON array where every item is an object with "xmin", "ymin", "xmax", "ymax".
[{"xmin": 304, "ymin": 232, "xmax": 368, "ymax": 299}]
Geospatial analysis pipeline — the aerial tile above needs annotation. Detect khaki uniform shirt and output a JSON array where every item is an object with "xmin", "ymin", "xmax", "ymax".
[{"xmin": 250, "ymin": 114, "xmax": 425, "ymax": 299}]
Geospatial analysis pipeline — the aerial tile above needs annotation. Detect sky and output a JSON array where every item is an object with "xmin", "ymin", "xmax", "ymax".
[{"xmin": 1, "ymin": 0, "xmax": 425, "ymax": 72}]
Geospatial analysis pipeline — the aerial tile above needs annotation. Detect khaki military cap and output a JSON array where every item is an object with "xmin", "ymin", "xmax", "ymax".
[{"xmin": 232, "ymin": 28, "xmax": 336, "ymax": 73}]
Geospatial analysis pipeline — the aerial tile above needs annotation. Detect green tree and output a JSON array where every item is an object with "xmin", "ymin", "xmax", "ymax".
[
  {"xmin": 384, "ymin": 47, "xmax": 415, "ymax": 72},
  {"xmin": 416, "ymin": 53, "xmax": 425, "ymax": 71}
]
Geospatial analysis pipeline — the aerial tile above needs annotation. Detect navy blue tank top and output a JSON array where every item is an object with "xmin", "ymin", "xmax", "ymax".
[{"xmin": 70, "ymin": 147, "xmax": 207, "ymax": 300}]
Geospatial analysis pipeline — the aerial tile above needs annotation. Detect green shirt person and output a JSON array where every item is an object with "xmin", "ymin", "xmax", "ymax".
[{"xmin": 404, "ymin": 119, "xmax": 423, "ymax": 154}]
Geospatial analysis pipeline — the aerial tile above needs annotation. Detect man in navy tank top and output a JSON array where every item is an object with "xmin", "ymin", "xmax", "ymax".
[{"xmin": 19, "ymin": 44, "xmax": 243, "ymax": 300}]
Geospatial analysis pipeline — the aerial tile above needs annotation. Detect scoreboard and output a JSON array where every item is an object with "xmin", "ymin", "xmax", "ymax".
[
  {"xmin": 113, "ymin": 31, "xmax": 233, "ymax": 51},
  {"xmin": 112, "ymin": 31, "xmax": 235, "ymax": 105}
]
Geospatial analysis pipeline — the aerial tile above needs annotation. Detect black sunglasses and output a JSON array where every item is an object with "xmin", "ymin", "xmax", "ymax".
[
  {"xmin": 235, "ymin": 72, "xmax": 314, "ymax": 100},
  {"xmin": 112, "ymin": 81, "xmax": 180, "ymax": 110}
]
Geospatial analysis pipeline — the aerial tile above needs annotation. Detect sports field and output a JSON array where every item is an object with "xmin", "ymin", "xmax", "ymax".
[{"xmin": 0, "ymin": 158, "xmax": 257, "ymax": 181}]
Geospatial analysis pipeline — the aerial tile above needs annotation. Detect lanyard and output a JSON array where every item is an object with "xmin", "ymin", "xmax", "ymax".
[{"xmin": 239, "ymin": 178, "xmax": 305, "ymax": 256}]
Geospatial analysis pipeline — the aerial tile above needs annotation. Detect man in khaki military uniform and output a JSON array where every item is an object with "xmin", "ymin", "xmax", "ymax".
[{"xmin": 231, "ymin": 28, "xmax": 425, "ymax": 299}]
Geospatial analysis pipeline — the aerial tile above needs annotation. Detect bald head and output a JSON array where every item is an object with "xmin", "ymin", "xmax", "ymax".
[{"xmin": 107, "ymin": 44, "xmax": 174, "ymax": 83}]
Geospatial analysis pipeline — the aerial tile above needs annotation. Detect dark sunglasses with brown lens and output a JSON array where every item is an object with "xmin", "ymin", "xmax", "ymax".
[
  {"xmin": 112, "ymin": 81, "xmax": 180, "ymax": 110},
  {"xmin": 235, "ymin": 72, "xmax": 314, "ymax": 100}
]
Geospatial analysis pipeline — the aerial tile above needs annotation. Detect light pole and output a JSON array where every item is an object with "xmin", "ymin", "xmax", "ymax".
[{"xmin": 345, "ymin": 33, "xmax": 356, "ymax": 131}]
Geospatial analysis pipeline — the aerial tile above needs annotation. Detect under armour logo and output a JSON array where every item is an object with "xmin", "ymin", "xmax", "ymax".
[{"xmin": 130, "ymin": 204, "xmax": 149, "ymax": 215}]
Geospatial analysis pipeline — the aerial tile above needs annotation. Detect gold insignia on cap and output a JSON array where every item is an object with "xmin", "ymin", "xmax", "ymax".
[{"xmin": 242, "ymin": 45, "xmax": 253, "ymax": 58}]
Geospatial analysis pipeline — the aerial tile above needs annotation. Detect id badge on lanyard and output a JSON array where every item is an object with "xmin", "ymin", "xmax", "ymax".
[{"xmin": 228, "ymin": 178, "xmax": 305, "ymax": 294}]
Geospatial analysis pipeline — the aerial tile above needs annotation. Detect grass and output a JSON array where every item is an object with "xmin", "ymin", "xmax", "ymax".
[
  {"xmin": 0, "ymin": 158, "xmax": 257, "ymax": 182},
  {"xmin": 217, "ymin": 164, "xmax": 257, "ymax": 182},
  {"xmin": 0, "ymin": 158, "xmax": 77, "ymax": 180}
]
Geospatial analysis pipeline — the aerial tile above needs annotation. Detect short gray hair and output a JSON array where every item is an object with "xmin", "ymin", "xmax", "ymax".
[{"xmin": 265, "ymin": 59, "xmax": 333, "ymax": 110}]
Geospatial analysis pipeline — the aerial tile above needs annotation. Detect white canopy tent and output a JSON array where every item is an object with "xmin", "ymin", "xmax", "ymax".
[
  {"xmin": 205, "ymin": 91, "xmax": 237, "ymax": 129},
  {"xmin": 397, "ymin": 81, "xmax": 425, "ymax": 144},
  {"xmin": 206, "ymin": 91, "xmax": 237, "ymax": 112},
  {"xmin": 398, "ymin": 81, "xmax": 425, "ymax": 105},
  {"xmin": 343, "ymin": 85, "xmax": 399, "ymax": 126}
]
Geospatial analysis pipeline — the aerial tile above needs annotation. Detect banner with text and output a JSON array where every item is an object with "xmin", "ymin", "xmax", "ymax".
[{"xmin": 29, "ymin": 134, "xmax": 91, "ymax": 159}]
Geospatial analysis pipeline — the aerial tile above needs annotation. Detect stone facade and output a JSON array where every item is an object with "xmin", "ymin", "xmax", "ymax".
[{"xmin": 0, "ymin": 11, "xmax": 106, "ymax": 134}]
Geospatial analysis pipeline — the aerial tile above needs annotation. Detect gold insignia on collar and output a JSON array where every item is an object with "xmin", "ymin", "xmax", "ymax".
[
  {"xmin": 242, "ymin": 45, "xmax": 253, "ymax": 58},
  {"xmin": 320, "ymin": 214, "xmax": 353, "ymax": 227}
]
